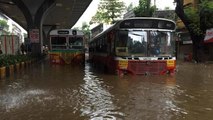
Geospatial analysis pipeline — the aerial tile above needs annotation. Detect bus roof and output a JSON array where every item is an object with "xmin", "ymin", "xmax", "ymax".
[
  {"xmin": 90, "ymin": 17, "xmax": 176, "ymax": 43},
  {"xmin": 50, "ymin": 29, "xmax": 84, "ymax": 36}
]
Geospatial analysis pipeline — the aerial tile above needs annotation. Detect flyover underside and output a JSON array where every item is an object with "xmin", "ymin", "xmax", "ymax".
[{"xmin": 0, "ymin": 0, "xmax": 93, "ymax": 55}]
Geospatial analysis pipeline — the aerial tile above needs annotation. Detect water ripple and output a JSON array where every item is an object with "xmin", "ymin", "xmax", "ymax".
[
  {"xmin": 0, "ymin": 89, "xmax": 47, "ymax": 111},
  {"xmin": 79, "ymin": 63, "xmax": 125, "ymax": 119}
]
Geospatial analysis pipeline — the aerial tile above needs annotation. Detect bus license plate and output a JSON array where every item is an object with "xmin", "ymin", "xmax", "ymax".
[
  {"xmin": 119, "ymin": 60, "xmax": 128, "ymax": 69},
  {"xmin": 167, "ymin": 60, "xmax": 174, "ymax": 67}
]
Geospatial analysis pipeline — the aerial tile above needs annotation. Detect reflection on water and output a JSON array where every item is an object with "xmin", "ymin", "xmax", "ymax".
[
  {"xmin": 0, "ymin": 61, "xmax": 213, "ymax": 120},
  {"xmin": 111, "ymin": 75, "xmax": 185, "ymax": 120},
  {"xmin": 80, "ymin": 64, "xmax": 125, "ymax": 119}
]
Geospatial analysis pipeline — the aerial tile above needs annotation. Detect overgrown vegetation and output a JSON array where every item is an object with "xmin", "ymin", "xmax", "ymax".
[
  {"xmin": 134, "ymin": 0, "xmax": 156, "ymax": 17},
  {"xmin": 0, "ymin": 55, "xmax": 32, "ymax": 67},
  {"xmin": 90, "ymin": 0, "xmax": 125, "ymax": 24},
  {"xmin": 175, "ymin": 0, "xmax": 213, "ymax": 62}
]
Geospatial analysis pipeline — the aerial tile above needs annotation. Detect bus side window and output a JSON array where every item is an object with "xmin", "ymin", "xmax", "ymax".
[{"xmin": 118, "ymin": 31, "xmax": 128, "ymax": 47}]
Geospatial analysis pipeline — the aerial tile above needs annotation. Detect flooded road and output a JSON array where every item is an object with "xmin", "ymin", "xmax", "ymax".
[{"xmin": 0, "ymin": 60, "xmax": 213, "ymax": 120}]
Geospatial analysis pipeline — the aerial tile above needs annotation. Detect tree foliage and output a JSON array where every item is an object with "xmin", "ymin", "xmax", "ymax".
[
  {"xmin": 90, "ymin": 0, "xmax": 125, "ymax": 24},
  {"xmin": 81, "ymin": 22, "xmax": 90, "ymax": 36},
  {"xmin": 81, "ymin": 22, "xmax": 91, "ymax": 44},
  {"xmin": 176, "ymin": 0, "xmax": 213, "ymax": 36},
  {"xmin": 0, "ymin": 19, "xmax": 9, "ymax": 31},
  {"xmin": 184, "ymin": 5, "xmax": 203, "ymax": 35},
  {"xmin": 175, "ymin": 0, "xmax": 213, "ymax": 62},
  {"xmin": 126, "ymin": 3, "xmax": 134, "ymax": 12},
  {"xmin": 134, "ymin": 0, "xmax": 156, "ymax": 17},
  {"xmin": 199, "ymin": 0, "xmax": 213, "ymax": 30}
]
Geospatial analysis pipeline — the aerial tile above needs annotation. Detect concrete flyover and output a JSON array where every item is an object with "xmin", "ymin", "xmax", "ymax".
[{"xmin": 0, "ymin": 0, "xmax": 92, "ymax": 55}]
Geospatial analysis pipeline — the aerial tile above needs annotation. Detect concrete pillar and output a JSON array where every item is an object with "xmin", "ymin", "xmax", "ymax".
[{"xmin": 12, "ymin": 0, "xmax": 55, "ymax": 56}]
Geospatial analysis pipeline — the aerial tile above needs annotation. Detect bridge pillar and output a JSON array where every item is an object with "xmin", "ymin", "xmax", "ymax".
[
  {"xmin": 12, "ymin": 0, "xmax": 55, "ymax": 56},
  {"xmin": 27, "ymin": 28, "xmax": 41, "ymax": 56}
]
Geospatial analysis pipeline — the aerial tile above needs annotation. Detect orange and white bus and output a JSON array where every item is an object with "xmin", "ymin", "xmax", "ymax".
[{"xmin": 89, "ymin": 17, "xmax": 176, "ymax": 75}]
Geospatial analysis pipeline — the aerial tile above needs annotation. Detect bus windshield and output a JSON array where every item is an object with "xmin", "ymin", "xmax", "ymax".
[
  {"xmin": 149, "ymin": 31, "xmax": 175, "ymax": 57},
  {"xmin": 51, "ymin": 37, "xmax": 66, "ymax": 45},
  {"xmin": 51, "ymin": 36, "xmax": 67, "ymax": 49},
  {"xmin": 116, "ymin": 30, "xmax": 175, "ymax": 57},
  {"xmin": 69, "ymin": 37, "xmax": 83, "ymax": 49}
]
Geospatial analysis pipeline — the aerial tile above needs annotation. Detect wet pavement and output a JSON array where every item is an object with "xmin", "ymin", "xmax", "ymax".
[{"xmin": 0, "ymin": 60, "xmax": 213, "ymax": 120}]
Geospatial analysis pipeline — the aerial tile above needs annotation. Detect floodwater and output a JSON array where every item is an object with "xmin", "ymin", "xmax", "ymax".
[{"xmin": 0, "ymin": 59, "xmax": 213, "ymax": 120}]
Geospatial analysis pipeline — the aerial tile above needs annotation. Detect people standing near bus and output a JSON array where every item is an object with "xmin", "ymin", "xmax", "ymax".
[
  {"xmin": 42, "ymin": 45, "xmax": 48, "ymax": 54},
  {"xmin": 20, "ymin": 43, "xmax": 25, "ymax": 55}
]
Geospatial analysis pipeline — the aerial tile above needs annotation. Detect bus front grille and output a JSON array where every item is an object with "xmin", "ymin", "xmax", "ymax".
[{"xmin": 128, "ymin": 61, "xmax": 167, "ymax": 75}]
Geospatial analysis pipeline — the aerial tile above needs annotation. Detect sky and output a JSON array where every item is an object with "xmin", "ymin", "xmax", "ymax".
[{"xmin": 72, "ymin": 0, "xmax": 175, "ymax": 28}]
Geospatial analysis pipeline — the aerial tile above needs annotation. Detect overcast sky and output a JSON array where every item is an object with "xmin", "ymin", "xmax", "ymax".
[{"xmin": 72, "ymin": 0, "xmax": 175, "ymax": 28}]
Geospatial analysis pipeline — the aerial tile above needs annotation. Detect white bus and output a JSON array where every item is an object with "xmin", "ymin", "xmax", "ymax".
[{"xmin": 49, "ymin": 29, "xmax": 85, "ymax": 64}]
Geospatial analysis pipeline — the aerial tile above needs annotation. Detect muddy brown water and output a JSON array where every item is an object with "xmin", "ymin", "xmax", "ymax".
[{"xmin": 0, "ymin": 60, "xmax": 213, "ymax": 120}]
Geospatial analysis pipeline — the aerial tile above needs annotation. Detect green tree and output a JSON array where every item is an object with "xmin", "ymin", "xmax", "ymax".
[
  {"xmin": 81, "ymin": 22, "xmax": 91, "ymax": 45},
  {"xmin": 90, "ymin": 0, "xmax": 125, "ymax": 24},
  {"xmin": 81, "ymin": 22, "xmax": 90, "ymax": 36},
  {"xmin": 0, "ymin": 19, "xmax": 9, "ymax": 32},
  {"xmin": 127, "ymin": 3, "xmax": 134, "ymax": 12},
  {"xmin": 175, "ymin": 0, "xmax": 213, "ymax": 62},
  {"xmin": 134, "ymin": 0, "xmax": 156, "ymax": 17}
]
